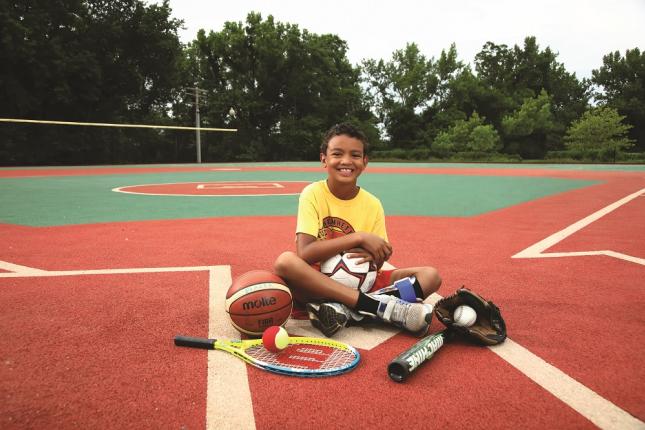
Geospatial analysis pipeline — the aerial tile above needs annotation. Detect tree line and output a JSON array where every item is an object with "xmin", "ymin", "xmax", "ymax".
[{"xmin": 1, "ymin": 0, "xmax": 643, "ymax": 165}]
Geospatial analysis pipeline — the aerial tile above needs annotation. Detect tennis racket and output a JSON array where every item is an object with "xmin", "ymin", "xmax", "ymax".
[
  {"xmin": 387, "ymin": 330, "xmax": 449, "ymax": 382},
  {"xmin": 175, "ymin": 335, "xmax": 360, "ymax": 377}
]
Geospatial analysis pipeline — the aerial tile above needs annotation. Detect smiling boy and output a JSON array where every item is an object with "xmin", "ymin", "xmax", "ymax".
[{"xmin": 273, "ymin": 123, "xmax": 441, "ymax": 336}]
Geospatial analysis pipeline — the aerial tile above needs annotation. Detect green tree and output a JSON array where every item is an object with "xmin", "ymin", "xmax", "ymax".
[
  {"xmin": 429, "ymin": 65, "xmax": 509, "ymax": 142},
  {"xmin": 564, "ymin": 106, "xmax": 635, "ymax": 162},
  {"xmin": 592, "ymin": 48, "xmax": 645, "ymax": 151},
  {"xmin": 362, "ymin": 43, "xmax": 441, "ymax": 148},
  {"xmin": 502, "ymin": 90, "xmax": 557, "ymax": 159},
  {"xmin": 0, "ymin": 0, "xmax": 184, "ymax": 164},
  {"xmin": 469, "ymin": 123, "xmax": 501, "ymax": 153},
  {"xmin": 475, "ymin": 37, "xmax": 589, "ymax": 151},
  {"xmin": 431, "ymin": 112, "xmax": 500, "ymax": 156},
  {"xmin": 184, "ymin": 13, "xmax": 375, "ymax": 161}
]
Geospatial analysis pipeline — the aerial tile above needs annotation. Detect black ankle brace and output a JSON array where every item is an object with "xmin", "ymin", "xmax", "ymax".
[{"xmin": 356, "ymin": 292, "xmax": 379, "ymax": 314}]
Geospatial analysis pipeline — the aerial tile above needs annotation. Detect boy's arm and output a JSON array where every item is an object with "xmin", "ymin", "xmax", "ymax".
[
  {"xmin": 296, "ymin": 233, "xmax": 361, "ymax": 264},
  {"xmin": 297, "ymin": 232, "xmax": 392, "ymax": 266}
]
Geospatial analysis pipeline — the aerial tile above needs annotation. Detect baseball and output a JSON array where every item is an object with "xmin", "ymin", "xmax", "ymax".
[
  {"xmin": 453, "ymin": 305, "xmax": 477, "ymax": 327},
  {"xmin": 262, "ymin": 326, "xmax": 290, "ymax": 352}
]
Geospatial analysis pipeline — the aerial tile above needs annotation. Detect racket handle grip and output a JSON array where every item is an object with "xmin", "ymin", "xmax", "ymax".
[{"xmin": 174, "ymin": 335, "xmax": 216, "ymax": 349}]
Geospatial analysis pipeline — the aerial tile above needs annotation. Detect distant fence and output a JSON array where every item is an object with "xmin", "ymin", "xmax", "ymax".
[{"xmin": 0, "ymin": 118, "xmax": 237, "ymax": 166}]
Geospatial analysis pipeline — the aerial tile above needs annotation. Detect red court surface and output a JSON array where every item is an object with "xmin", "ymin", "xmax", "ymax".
[
  {"xmin": 1, "ymin": 165, "xmax": 644, "ymax": 429},
  {"xmin": 548, "ymin": 190, "xmax": 645, "ymax": 257},
  {"xmin": 1, "ymin": 272, "xmax": 209, "ymax": 429}
]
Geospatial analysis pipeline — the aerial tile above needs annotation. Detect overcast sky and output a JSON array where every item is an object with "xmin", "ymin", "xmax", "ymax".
[{"xmin": 162, "ymin": 0, "xmax": 644, "ymax": 79}]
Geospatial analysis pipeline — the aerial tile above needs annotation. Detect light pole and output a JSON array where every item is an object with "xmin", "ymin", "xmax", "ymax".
[
  {"xmin": 184, "ymin": 86, "xmax": 208, "ymax": 163},
  {"xmin": 195, "ymin": 87, "xmax": 201, "ymax": 163},
  {"xmin": 184, "ymin": 87, "xmax": 236, "ymax": 163}
]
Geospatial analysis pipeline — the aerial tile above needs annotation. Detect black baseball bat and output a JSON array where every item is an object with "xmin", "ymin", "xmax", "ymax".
[{"xmin": 387, "ymin": 330, "xmax": 448, "ymax": 382}]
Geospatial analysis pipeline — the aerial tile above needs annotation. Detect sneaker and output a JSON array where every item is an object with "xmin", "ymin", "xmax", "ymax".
[
  {"xmin": 306, "ymin": 302, "xmax": 351, "ymax": 337},
  {"xmin": 367, "ymin": 294, "xmax": 432, "ymax": 335}
]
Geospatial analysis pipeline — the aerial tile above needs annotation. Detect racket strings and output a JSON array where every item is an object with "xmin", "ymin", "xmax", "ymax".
[
  {"xmin": 246, "ymin": 344, "xmax": 357, "ymax": 371},
  {"xmin": 321, "ymin": 349, "xmax": 358, "ymax": 369}
]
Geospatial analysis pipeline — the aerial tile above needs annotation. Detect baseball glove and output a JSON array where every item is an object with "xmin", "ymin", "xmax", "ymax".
[{"xmin": 434, "ymin": 287, "xmax": 507, "ymax": 346}]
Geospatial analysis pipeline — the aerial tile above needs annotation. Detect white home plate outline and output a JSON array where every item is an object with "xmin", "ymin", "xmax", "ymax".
[
  {"xmin": 0, "ymin": 260, "xmax": 642, "ymax": 429},
  {"xmin": 196, "ymin": 182, "xmax": 284, "ymax": 190},
  {"xmin": 112, "ymin": 181, "xmax": 309, "ymax": 197},
  {"xmin": 513, "ymin": 187, "xmax": 645, "ymax": 265}
]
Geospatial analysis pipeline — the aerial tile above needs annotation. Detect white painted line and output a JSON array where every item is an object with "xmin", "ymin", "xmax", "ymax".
[
  {"xmin": 1, "ymin": 262, "xmax": 641, "ymax": 427},
  {"xmin": 602, "ymin": 250, "xmax": 645, "ymax": 266},
  {"xmin": 0, "ymin": 265, "xmax": 215, "ymax": 278},
  {"xmin": 513, "ymin": 187, "xmax": 645, "ymax": 265},
  {"xmin": 521, "ymin": 251, "xmax": 610, "ymax": 258},
  {"xmin": 490, "ymin": 339, "xmax": 645, "ymax": 430},
  {"xmin": 0, "ymin": 263, "xmax": 255, "ymax": 428},
  {"xmin": 206, "ymin": 266, "xmax": 256, "ymax": 430},
  {"xmin": 0, "ymin": 260, "xmax": 49, "ymax": 275},
  {"xmin": 423, "ymin": 288, "xmax": 643, "ymax": 429},
  {"xmin": 112, "ymin": 180, "xmax": 306, "ymax": 197},
  {"xmin": 112, "ymin": 190, "xmax": 301, "ymax": 197},
  {"xmin": 197, "ymin": 182, "xmax": 285, "ymax": 190},
  {"xmin": 519, "ymin": 250, "xmax": 645, "ymax": 266}
]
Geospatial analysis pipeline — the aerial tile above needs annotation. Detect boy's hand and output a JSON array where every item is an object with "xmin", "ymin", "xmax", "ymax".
[
  {"xmin": 356, "ymin": 233, "xmax": 392, "ymax": 267},
  {"xmin": 346, "ymin": 247, "xmax": 385, "ymax": 270},
  {"xmin": 345, "ymin": 248, "xmax": 373, "ymax": 265}
]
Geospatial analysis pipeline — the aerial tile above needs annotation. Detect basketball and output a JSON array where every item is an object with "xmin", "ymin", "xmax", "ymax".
[{"xmin": 225, "ymin": 270, "xmax": 293, "ymax": 337}]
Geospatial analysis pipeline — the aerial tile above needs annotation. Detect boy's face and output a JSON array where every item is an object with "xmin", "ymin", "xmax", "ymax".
[{"xmin": 320, "ymin": 134, "xmax": 368, "ymax": 185}]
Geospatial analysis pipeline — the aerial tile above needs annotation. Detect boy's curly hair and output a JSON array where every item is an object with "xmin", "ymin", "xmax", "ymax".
[{"xmin": 320, "ymin": 123, "xmax": 369, "ymax": 155}]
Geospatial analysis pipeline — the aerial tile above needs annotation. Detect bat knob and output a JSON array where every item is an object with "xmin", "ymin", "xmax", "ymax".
[{"xmin": 387, "ymin": 361, "xmax": 407, "ymax": 382}]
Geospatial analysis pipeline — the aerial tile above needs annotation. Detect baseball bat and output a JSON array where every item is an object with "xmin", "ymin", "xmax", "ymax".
[{"xmin": 387, "ymin": 330, "xmax": 448, "ymax": 382}]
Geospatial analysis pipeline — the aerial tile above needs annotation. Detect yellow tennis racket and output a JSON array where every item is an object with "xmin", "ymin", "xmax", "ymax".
[{"xmin": 175, "ymin": 335, "xmax": 360, "ymax": 377}]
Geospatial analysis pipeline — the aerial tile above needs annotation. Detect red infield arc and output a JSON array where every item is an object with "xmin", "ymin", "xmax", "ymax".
[
  {"xmin": 113, "ymin": 181, "xmax": 310, "ymax": 196},
  {"xmin": 0, "ymin": 165, "xmax": 644, "ymax": 429}
]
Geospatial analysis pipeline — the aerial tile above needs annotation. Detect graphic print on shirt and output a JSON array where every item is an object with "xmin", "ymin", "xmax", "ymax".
[{"xmin": 319, "ymin": 216, "xmax": 354, "ymax": 240}]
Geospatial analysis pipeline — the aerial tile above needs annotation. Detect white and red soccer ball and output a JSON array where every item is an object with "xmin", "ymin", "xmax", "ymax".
[{"xmin": 320, "ymin": 252, "xmax": 377, "ymax": 292}]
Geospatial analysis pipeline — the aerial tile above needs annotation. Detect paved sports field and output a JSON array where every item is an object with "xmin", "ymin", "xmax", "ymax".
[{"xmin": 0, "ymin": 162, "xmax": 643, "ymax": 429}]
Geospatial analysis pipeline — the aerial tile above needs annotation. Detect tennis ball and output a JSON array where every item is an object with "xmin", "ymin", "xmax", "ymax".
[
  {"xmin": 262, "ymin": 326, "xmax": 289, "ymax": 352},
  {"xmin": 453, "ymin": 305, "xmax": 477, "ymax": 327}
]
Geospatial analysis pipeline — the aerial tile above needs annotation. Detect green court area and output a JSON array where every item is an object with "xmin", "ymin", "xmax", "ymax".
[{"xmin": 0, "ymin": 168, "xmax": 597, "ymax": 227}]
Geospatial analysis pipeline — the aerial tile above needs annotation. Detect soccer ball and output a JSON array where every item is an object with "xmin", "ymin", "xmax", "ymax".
[{"xmin": 320, "ymin": 252, "xmax": 377, "ymax": 292}]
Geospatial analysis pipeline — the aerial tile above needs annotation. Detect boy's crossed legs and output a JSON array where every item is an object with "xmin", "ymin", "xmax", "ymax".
[{"xmin": 274, "ymin": 251, "xmax": 442, "ymax": 337}]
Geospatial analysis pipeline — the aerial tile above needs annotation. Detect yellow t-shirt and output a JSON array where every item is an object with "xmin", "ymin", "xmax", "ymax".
[{"xmin": 296, "ymin": 180, "xmax": 388, "ymax": 242}]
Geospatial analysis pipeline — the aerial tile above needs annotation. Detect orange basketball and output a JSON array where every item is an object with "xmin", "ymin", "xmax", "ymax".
[{"xmin": 225, "ymin": 270, "xmax": 292, "ymax": 337}]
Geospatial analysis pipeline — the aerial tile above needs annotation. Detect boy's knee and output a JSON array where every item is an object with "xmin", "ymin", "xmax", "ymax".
[
  {"xmin": 273, "ymin": 251, "xmax": 298, "ymax": 277},
  {"xmin": 419, "ymin": 266, "xmax": 441, "ymax": 294}
]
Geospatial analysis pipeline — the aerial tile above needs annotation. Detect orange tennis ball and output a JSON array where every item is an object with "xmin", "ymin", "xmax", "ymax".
[{"xmin": 262, "ymin": 326, "xmax": 289, "ymax": 352}]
